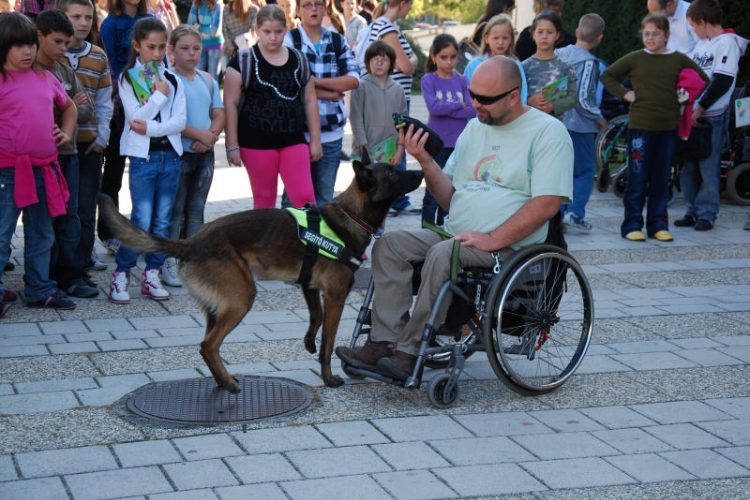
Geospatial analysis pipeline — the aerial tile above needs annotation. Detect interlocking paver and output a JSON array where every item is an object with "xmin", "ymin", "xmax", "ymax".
[
  {"xmin": 15, "ymin": 377, "xmax": 98, "ymax": 394},
  {"xmin": 704, "ymin": 397, "xmax": 750, "ymax": 418},
  {"xmin": 0, "ymin": 477, "xmax": 68, "ymax": 500},
  {"xmin": 429, "ymin": 436, "xmax": 535, "ymax": 465},
  {"xmin": 453, "ymin": 412, "xmax": 552, "ymax": 437},
  {"xmin": 162, "ymin": 459, "xmax": 239, "ymax": 490},
  {"xmin": 113, "ymin": 440, "xmax": 183, "ymax": 468},
  {"xmin": 371, "ymin": 415, "xmax": 473, "ymax": 442},
  {"xmin": 225, "ymin": 454, "xmax": 301, "ymax": 484},
  {"xmin": 16, "ymin": 446, "xmax": 117, "ymax": 478},
  {"xmin": 316, "ymin": 420, "xmax": 390, "ymax": 447},
  {"xmin": 520, "ymin": 457, "xmax": 635, "ymax": 490},
  {"xmin": 630, "ymin": 401, "xmax": 735, "ymax": 424},
  {"xmin": 286, "ymin": 446, "xmax": 391, "ymax": 478},
  {"xmin": 148, "ymin": 489, "xmax": 218, "ymax": 500},
  {"xmin": 372, "ymin": 470, "xmax": 458, "ymax": 500},
  {"xmin": 644, "ymin": 423, "xmax": 732, "ymax": 450},
  {"xmin": 659, "ymin": 449, "xmax": 750, "ymax": 479},
  {"xmin": 172, "ymin": 434, "xmax": 245, "ymax": 461},
  {"xmin": 216, "ymin": 483, "xmax": 289, "ymax": 500},
  {"xmin": 371, "ymin": 442, "xmax": 451, "ymax": 470},
  {"xmin": 695, "ymin": 419, "xmax": 750, "ymax": 446},
  {"xmin": 526, "ymin": 409, "xmax": 606, "ymax": 433},
  {"xmin": 434, "ymin": 463, "xmax": 547, "ymax": 496},
  {"xmin": 604, "ymin": 453, "xmax": 695, "ymax": 482},
  {"xmin": 0, "ymin": 455, "xmax": 16, "ymax": 481},
  {"xmin": 591, "ymin": 428, "xmax": 675, "ymax": 454},
  {"xmin": 231, "ymin": 426, "xmax": 332, "ymax": 454},
  {"xmin": 0, "ymin": 391, "xmax": 79, "ymax": 414},
  {"xmin": 65, "ymin": 466, "xmax": 174, "ymax": 500},
  {"xmin": 280, "ymin": 475, "xmax": 392, "ymax": 500}
]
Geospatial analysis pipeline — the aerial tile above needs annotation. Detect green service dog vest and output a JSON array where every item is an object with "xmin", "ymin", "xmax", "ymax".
[{"xmin": 286, "ymin": 206, "xmax": 363, "ymax": 285}]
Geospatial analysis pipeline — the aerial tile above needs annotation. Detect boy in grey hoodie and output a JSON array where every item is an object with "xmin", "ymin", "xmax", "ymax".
[
  {"xmin": 556, "ymin": 13, "xmax": 606, "ymax": 232},
  {"xmin": 349, "ymin": 41, "xmax": 407, "ymax": 168}
]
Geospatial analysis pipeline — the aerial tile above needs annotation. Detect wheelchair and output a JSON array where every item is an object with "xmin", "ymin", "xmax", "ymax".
[{"xmin": 341, "ymin": 215, "xmax": 595, "ymax": 408}]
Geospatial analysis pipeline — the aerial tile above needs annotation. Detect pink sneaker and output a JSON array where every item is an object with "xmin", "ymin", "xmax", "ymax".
[
  {"xmin": 110, "ymin": 271, "xmax": 130, "ymax": 304},
  {"xmin": 141, "ymin": 269, "xmax": 170, "ymax": 300}
]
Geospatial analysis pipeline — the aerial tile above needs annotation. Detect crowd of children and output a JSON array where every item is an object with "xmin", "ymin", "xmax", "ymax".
[{"xmin": 0, "ymin": 0, "xmax": 748, "ymax": 320}]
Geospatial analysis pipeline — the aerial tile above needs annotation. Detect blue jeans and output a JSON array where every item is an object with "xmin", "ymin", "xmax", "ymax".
[
  {"xmin": 422, "ymin": 147, "xmax": 451, "ymax": 224},
  {"xmin": 311, "ymin": 138, "xmax": 343, "ymax": 206},
  {"xmin": 169, "ymin": 150, "xmax": 215, "ymax": 239},
  {"xmin": 562, "ymin": 131, "xmax": 596, "ymax": 220},
  {"xmin": 199, "ymin": 48, "xmax": 221, "ymax": 81},
  {"xmin": 76, "ymin": 143, "xmax": 103, "ymax": 269},
  {"xmin": 680, "ymin": 111, "xmax": 729, "ymax": 223},
  {"xmin": 622, "ymin": 128, "xmax": 677, "ymax": 237},
  {"xmin": 50, "ymin": 154, "xmax": 82, "ymax": 289},
  {"xmin": 0, "ymin": 167, "xmax": 58, "ymax": 302},
  {"xmin": 116, "ymin": 150, "xmax": 181, "ymax": 272}
]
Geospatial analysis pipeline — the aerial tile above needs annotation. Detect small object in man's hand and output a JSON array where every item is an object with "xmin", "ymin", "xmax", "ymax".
[{"xmin": 392, "ymin": 113, "xmax": 444, "ymax": 158}]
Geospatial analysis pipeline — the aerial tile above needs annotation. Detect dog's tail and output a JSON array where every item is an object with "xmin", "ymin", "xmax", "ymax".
[{"xmin": 98, "ymin": 194, "xmax": 191, "ymax": 259}]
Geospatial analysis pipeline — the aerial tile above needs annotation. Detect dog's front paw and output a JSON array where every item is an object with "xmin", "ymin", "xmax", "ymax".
[
  {"xmin": 221, "ymin": 377, "xmax": 241, "ymax": 393},
  {"xmin": 324, "ymin": 375, "xmax": 344, "ymax": 388}
]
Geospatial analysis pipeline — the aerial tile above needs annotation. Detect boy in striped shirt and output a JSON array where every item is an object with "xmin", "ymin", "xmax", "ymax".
[{"xmin": 59, "ymin": 0, "xmax": 114, "ymax": 274}]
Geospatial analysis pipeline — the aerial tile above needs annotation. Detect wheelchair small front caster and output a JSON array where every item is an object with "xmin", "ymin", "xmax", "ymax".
[{"xmin": 427, "ymin": 373, "xmax": 460, "ymax": 408}]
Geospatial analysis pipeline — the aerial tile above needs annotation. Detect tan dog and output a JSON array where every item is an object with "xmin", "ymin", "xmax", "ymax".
[{"xmin": 98, "ymin": 159, "xmax": 423, "ymax": 391}]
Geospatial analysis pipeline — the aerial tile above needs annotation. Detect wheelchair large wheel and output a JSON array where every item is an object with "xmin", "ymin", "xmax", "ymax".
[
  {"xmin": 483, "ymin": 246, "xmax": 593, "ymax": 396},
  {"xmin": 727, "ymin": 162, "xmax": 750, "ymax": 206},
  {"xmin": 595, "ymin": 114, "xmax": 629, "ymax": 191}
]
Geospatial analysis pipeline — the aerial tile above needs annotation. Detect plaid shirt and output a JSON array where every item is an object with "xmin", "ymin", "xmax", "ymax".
[
  {"xmin": 285, "ymin": 26, "xmax": 360, "ymax": 137},
  {"xmin": 14, "ymin": 0, "xmax": 55, "ymax": 15},
  {"xmin": 222, "ymin": 6, "xmax": 258, "ymax": 58}
]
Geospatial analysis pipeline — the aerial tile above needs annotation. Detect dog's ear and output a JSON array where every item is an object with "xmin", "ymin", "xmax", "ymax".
[
  {"xmin": 360, "ymin": 147, "xmax": 372, "ymax": 167},
  {"xmin": 352, "ymin": 158, "xmax": 377, "ymax": 189}
]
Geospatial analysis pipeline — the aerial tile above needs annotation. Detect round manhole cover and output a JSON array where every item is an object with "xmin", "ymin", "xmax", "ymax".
[{"xmin": 127, "ymin": 377, "xmax": 313, "ymax": 424}]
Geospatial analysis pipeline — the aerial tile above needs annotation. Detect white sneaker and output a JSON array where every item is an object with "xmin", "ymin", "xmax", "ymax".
[
  {"xmin": 110, "ymin": 271, "xmax": 130, "ymax": 303},
  {"xmin": 141, "ymin": 269, "xmax": 170, "ymax": 300},
  {"xmin": 90, "ymin": 248, "xmax": 108, "ymax": 271},
  {"xmin": 161, "ymin": 257, "xmax": 182, "ymax": 287}
]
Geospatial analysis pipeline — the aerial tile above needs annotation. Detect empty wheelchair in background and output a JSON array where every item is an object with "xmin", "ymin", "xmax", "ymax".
[{"xmin": 341, "ymin": 215, "xmax": 594, "ymax": 408}]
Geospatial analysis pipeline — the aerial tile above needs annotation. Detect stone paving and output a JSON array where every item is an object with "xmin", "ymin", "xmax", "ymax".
[{"xmin": 0, "ymin": 98, "xmax": 749, "ymax": 499}]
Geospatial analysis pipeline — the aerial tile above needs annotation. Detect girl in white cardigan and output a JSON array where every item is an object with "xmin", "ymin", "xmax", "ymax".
[{"xmin": 110, "ymin": 17, "xmax": 186, "ymax": 304}]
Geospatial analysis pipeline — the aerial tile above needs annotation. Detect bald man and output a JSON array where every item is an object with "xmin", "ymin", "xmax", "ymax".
[{"xmin": 337, "ymin": 56, "xmax": 574, "ymax": 382}]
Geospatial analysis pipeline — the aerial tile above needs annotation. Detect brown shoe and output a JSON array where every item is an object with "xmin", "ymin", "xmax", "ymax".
[
  {"xmin": 376, "ymin": 351, "xmax": 417, "ymax": 381},
  {"xmin": 336, "ymin": 341, "xmax": 394, "ymax": 370}
]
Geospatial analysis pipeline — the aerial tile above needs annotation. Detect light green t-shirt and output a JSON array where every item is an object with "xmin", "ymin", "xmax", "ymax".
[{"xmin": 443, "ymin": 107, "xmax": 573, "ymax": 249}]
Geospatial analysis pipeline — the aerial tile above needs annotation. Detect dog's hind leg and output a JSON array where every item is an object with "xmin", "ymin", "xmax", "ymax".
[
  {"xmin": 199, "ymin": 286, "xmax": 256, "ymax": 393},
  {"xmin": 319, "ymin": 288, "xmax": 348, "ymax": 388},
  {"xmin": 301, "ymin": 285, "xmax": 323, "ymax": 354}
]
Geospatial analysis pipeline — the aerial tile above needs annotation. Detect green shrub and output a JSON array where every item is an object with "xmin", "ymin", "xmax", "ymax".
[{"xmin": 561, "ymin": 0, "xmax": 750, "ymax": 84}]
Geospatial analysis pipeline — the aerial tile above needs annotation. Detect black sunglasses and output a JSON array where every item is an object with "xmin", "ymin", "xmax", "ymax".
[{"xmin": 469, "ymin": 86, "xmax": 520, "ymax": 106}]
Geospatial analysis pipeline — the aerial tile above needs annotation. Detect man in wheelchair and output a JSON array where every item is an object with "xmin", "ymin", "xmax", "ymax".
[{"xmin": 336, "ymin": 56, "xmax": 574, "ymax": 381}]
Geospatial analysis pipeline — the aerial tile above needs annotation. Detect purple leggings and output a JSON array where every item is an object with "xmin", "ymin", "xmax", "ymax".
[{"xmin": 240, "ymin": 144, "xmax": 316, "ymax": 209}]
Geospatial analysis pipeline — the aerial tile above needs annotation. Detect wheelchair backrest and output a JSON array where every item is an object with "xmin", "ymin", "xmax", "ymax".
[{"xmin": 544, "ymin": 211, "xmax": 567, "ymax": 251}]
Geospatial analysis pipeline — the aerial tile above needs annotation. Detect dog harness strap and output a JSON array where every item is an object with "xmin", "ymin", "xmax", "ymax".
[
  {"xmin": 297, "ymin": 205, "xmax": 321, "ymax": 286},
  {"xmin": 286, "ymin": 207, "xmax": 363, "ymax": 282}
]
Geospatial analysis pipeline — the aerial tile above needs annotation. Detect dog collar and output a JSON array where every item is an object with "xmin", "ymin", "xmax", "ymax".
[{"xmin": 338, "ymin": 204, "xmax": 379, "ymax": 236}]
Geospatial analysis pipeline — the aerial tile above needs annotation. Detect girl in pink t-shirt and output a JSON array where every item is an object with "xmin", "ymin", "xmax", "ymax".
[{"xmin": 0, "ymin": 12, "xmax": 79, "ymax": 316}]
